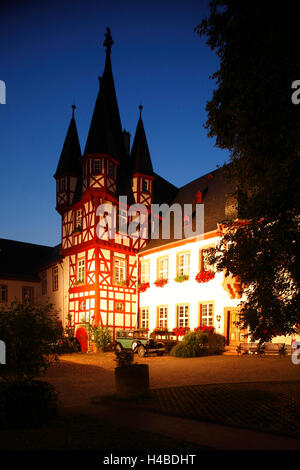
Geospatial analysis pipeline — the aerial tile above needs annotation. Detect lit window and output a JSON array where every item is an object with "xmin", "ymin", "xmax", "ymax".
[
  {"xmin": 0, "ymin": 285, "xmax": 7, "ymax": 302},
  {"xmin": 177, "ymin": 305, "xmax": 189, "ymax": 328},
  {"xmin": 114, "ymin": 258, "xmax": 126, "ymax": 283},
  {"xmin": 52, "ymin": 266, "xmax": 59, "ymax": 291},
  {"xmin": 23, "ymin": 287, "xmax": 33, "ymax": 303},
  {"xmin": 93, "ymin": 159, "xmax": 102, "ymax": 174},
  {"xmin": 200, "ymin": 248, "xmax": 214, "ymax": 272},
  {"xmin": 140, "ymin": 259, "xmax": 150, "ymax": 283},
  {"xmin": 115, "ymin": 301, "xmax": 124, "ymax": 311},
  {"xmin": 200, "ymin": 303, "xmax": 214, "ymax": 326},
  {"xmin": 140, "ymin": 307, "xmax": 149, "ymax": 329},
  {"xmin": 177, "ymin": 252, "xmax": 190, "ymax": 277},
  {"xmin": 158, "ymin": 257, "xmax": 168, "ymax": 280},
  {"xmin": 77, "ymin": 259, "xmax": 85, "ymax": 283},
  {"xmin": 158, "ymin": 306, "xmax": 168, "ymax": 329}
]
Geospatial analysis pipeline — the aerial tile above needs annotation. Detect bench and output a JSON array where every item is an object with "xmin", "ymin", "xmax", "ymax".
[{"xmin": 237, "ymin": 342, "xmax": 290, "ymax": 356}]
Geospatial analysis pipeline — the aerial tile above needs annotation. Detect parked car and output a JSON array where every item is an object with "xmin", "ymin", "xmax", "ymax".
[{"xmin": 114, "ymin": 329, "xmax": 165, "ymax": 357}]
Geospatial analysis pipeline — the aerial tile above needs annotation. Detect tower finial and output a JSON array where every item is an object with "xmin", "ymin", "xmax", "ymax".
[
  {"xmin": 72, "ymin": 104, "xmax": 76, "ymax": 119},
  {"xmin": 139, "ymin": 104, "xmax": 143, "ymax": 119},
  {"xmin": 103, "ymin": 27, "xmax": 113, "ymax": 54}
]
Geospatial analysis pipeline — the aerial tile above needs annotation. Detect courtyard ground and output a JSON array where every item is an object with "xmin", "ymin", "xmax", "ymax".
[{"xmin": 1, "ymin": 352, "xmax": 300, "ymax": 452}]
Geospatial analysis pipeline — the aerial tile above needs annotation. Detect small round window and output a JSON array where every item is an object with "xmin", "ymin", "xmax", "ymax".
[{"xmin": 115, "ymin": 301, "xmax": 124, "ymax": 311}]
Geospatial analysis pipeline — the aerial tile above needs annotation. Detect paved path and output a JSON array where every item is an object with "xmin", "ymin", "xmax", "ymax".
[
  {"xmin": 69, "ymin": 403, "xmax": 300, "ymax": 450},
  {"xmin": 44, "ymin": 354, "xmax": 300, "ymax": 450}
]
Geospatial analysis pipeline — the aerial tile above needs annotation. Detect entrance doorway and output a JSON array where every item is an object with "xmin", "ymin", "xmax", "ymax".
[
  {"xmin": 76, "ymin": 327, "xmax": 88, "ymax": 352},
  {"xmin": 224, "ymin": 308, "xmax": 247, "ymax": 345}
]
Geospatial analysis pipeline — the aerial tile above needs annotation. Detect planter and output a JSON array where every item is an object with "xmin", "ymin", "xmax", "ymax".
[{"xmin": 114, "ymin": 364, "xmax": 149, "ymax": 398}]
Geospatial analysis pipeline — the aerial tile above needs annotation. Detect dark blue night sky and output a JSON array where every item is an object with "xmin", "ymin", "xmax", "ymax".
[{"xmin": 0, "ymin": 0, "xmax": 229, "ymax": 246}]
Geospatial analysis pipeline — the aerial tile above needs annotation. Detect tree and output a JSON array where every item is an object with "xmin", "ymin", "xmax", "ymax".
[
  {"xmin": 0, "ymin": 301, "xmax": 61, "ymax": 383},
  {"xmin": 196, "ymin": 1, "xmax": 300, "ymax": 342}
]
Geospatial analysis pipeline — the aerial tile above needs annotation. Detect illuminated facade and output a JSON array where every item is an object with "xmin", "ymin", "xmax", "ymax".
[{"xmin": 0, "ymin": 30, "xmax": 298, "ymax": 351}]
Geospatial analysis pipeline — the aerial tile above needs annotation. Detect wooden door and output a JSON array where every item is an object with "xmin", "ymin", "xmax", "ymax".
[
  {"xmin": 76, "ymin": 327, "xmax": 88, "ymax": 352},
  {"xmin": 224, "ymin": 308, "xmax": 247, "ymax": 345}
]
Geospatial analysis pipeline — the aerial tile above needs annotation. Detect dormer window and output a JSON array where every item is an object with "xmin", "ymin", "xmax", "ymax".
[{"xmin": 93, "ymin": 159, "xmax": 102, "ymax": 175}]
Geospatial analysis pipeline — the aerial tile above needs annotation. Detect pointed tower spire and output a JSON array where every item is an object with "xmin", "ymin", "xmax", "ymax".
[
  {"xmin": 130, "ymin": 106, "xmax": 154, "ymax": 176},
  {"xmin": 54, "ymin": 106, "xmax": 82, "ymax": 212},
  {"xmin": 54, "ymin": 105, "xmax": 82, "ymax": 178},
  {"xmin": 84, "ymin": 28, "xmax": 124, "ymax": 160}
]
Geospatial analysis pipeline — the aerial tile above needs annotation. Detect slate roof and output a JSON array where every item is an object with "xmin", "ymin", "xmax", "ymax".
[
  {"xmin": 84, "ymin": 51, "xmax": 125, "ymax": 160},
  {"xmin": 139, "ymin": 166, "xmax": 235, "ymax": 252},
  {"xmin": 54, "ymin": 114, "xmax": 82, "ymax": 178},
  {"xmin": 130, "ymin": 116, "xmax": 154, "ymax": 176},
  {"xmin": 0, "ymin": 239, "xmax": 62, "ymax": 282}
]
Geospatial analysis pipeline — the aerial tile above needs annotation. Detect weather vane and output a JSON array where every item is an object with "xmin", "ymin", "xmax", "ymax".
[{"xmin": 103, "ymin": 27, "xmax": 113, "ymax": 54}]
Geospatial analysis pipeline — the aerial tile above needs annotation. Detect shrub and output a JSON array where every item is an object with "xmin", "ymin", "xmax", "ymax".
[
  {"xmin": 114, "ymin": 350, "xmax": 134, "ymax": 367},
  {"xmin": 84, "ymin": 323, "xmax": 112, "ymax": 351},
  {"xmin": 0, "ymin": 301, "xmax": 61, "ymax": 383},
  {"xmin": 0, "ymin": 380, "xmax": 58, "ymax": 428},
  {"xmin": 169, "ymin": 331, "xmax": 225, "ymax": 358},
  {"xmin": 207, "ymin": 332, "xmax": 226, "ymax": 355}
]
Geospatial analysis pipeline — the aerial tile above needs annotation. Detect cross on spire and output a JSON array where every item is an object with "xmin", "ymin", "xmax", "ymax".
[
  {"xmin": 103, "ymin": 27, "xmax": 113, "ymax": 54},
  {"xmin": 72, "ymin": 104, "xmax": 76, "ymax": 119}
]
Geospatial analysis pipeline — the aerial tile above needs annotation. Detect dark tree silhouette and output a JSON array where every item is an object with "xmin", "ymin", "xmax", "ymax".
[{"xmin": 196, "ymin": 1, "xmax": 300, "ymax": 342}]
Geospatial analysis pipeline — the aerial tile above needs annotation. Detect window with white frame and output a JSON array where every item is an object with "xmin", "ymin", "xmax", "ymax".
[
  {"xmin": 52, "ymin": 266, "xmax": 59, "ymax": 291},
  {"xmin": 177, "ymin": 252, "xmax": 190, "ymax": 277},
  {"xmin": 23, "ymin": 286, "xmax": 33, "ymax": 303},
  {"xmin": 0, "ymin": 285, "xmax": 7, "ymax": 302},
  {"xmin": 158, "ymin": 257, "xmax": 168, "ymax": 280},
  {"xmin": 200, "ymin": 303, "xmax": 214, "ymax": 326},
  {"xmin": 77, "ymin": 258, "xmax": 85, "ymax": 283},
  {"xmin": 140, "ymin": 307, "xmax": 149, "ymax": 329},
  {"xmin": 200, "ymin": 248, "xmax": 214, "ymax": 272},
  {"xmin": 140, "ymin": 259, "xmax": 150, "ymax": 283},
  {"xmin": 158, "ymin": 306, "xmax": 168, "ymax": 329},
  {"xmin": 93, "ymin": 159, "xmax": 102, "ymax": 175},
  {"xmin": 177, "ymin": 304, "xmax": 189, "ymax": 328},
  {"xmin": 114, "ymin": 258, "xmax": 126, "ymax": 283}
]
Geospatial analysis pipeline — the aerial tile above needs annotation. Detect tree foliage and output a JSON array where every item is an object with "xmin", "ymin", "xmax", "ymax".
[
  {"xmin": 0, "ymin": 301, "xmax": 61, "ymax": 383},
  {"xmin": 196, "ymin": 1, "xmax": 300, "ymax": 341}
]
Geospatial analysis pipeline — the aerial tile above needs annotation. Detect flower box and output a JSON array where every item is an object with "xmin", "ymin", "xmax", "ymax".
[
  {"xmin": 138, "ymin": 282, "xmax": 150, "ymax": 293},
  {"xmin": 173, "ymin": 327, "xmax": 190, "ymax": 336},
  {"xmin": 174, "ymin": 275, "xmax": 189, "ymax": 283},
  {"xmin": 154, "ymin": 279, "xmax": 168, "ymax": 288},
  {"xmin": 194, "ymin": 325, "xmax": 215, "ymax": 334},
  {"xmin": 195, "ymin": 270, "xmax": 215, "ymax": 283}
]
